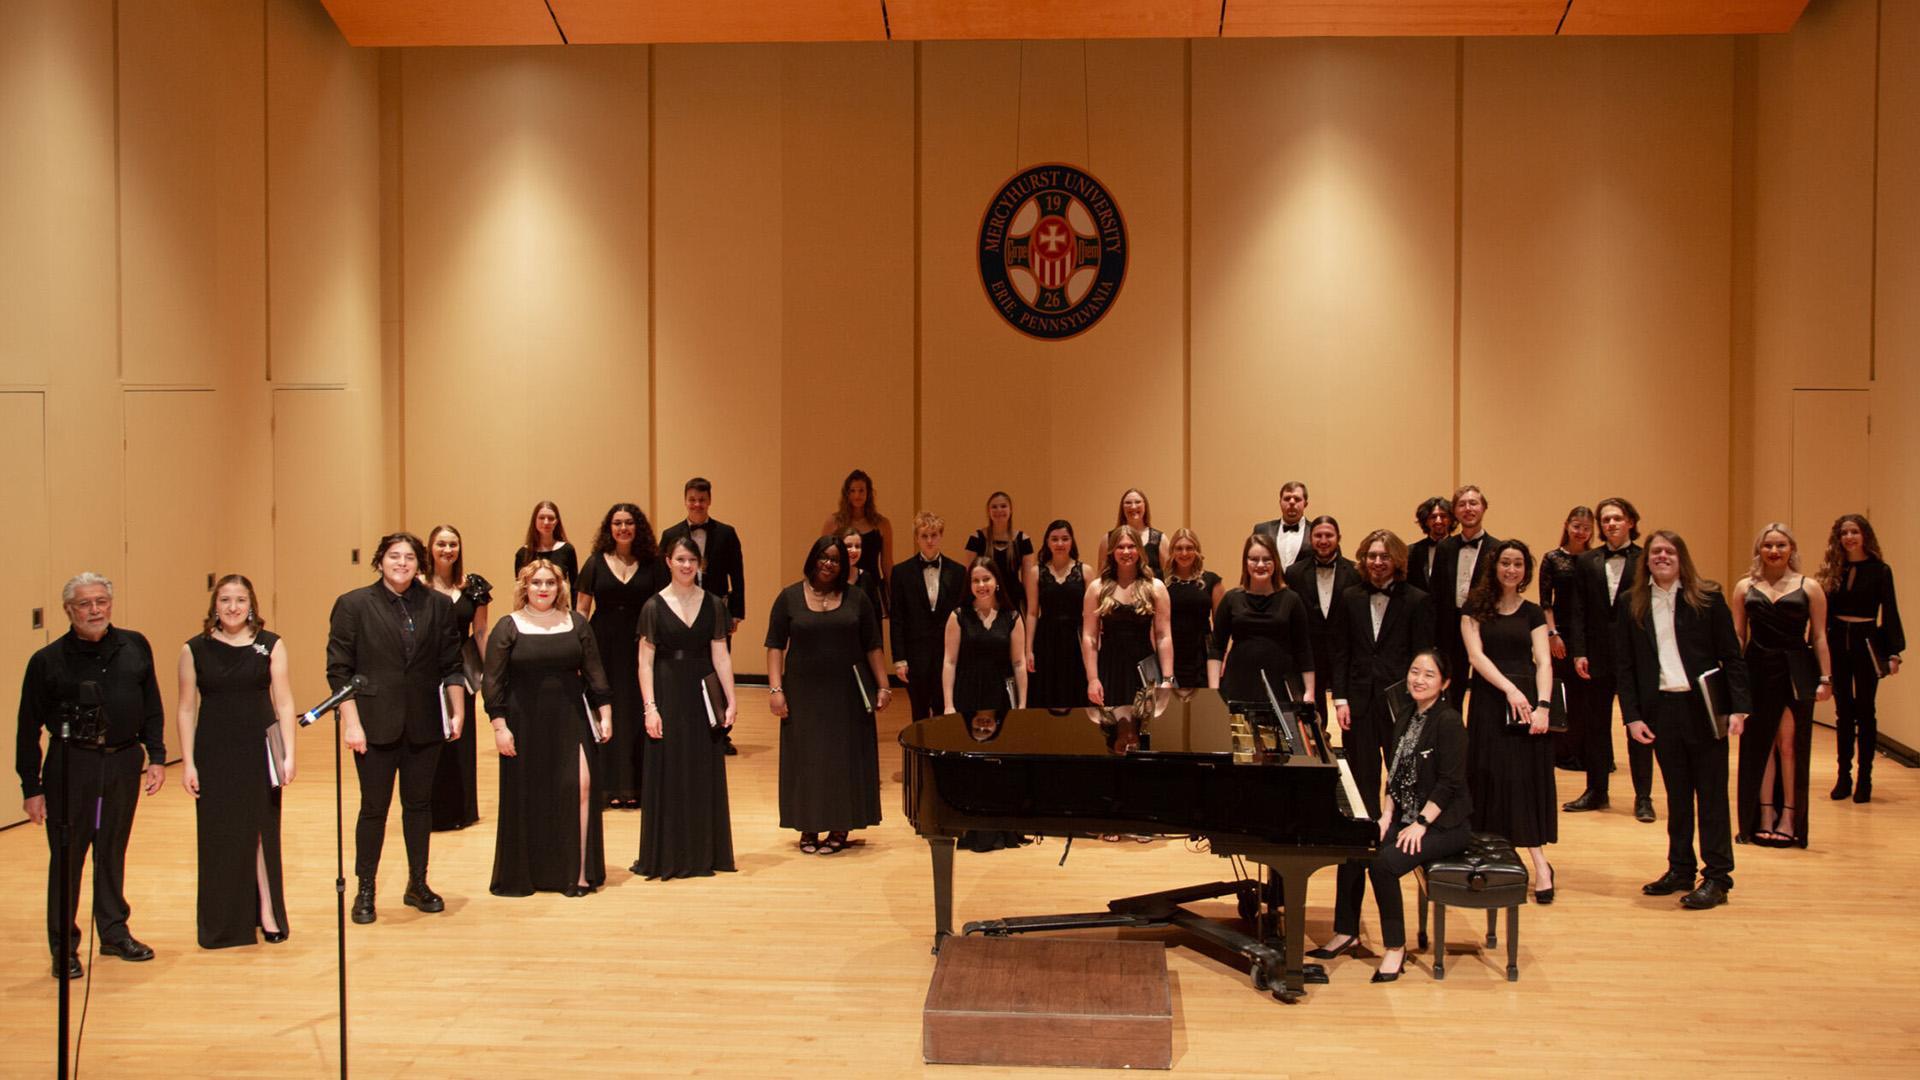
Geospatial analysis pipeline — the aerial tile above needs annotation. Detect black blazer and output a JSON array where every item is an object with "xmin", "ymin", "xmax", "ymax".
[
  {"xmin": 1328, "ymin": 582, "xmax": 1436, "ymax": 720},
  {"xmin": 1566, "ymin": 543, "xmax": 1640, "ymax": 669},
  {"xmin": 325, "ymin": 581, "xmax": 465, "ymax": 745},
  {"xmin": 1252, "ymin": 519, "xmax": 1312, "ymax": 570},
  {"xmin": 889, "ymin": 554, "xmax": 970, "ymax": 659},
  {"xmin": 1430, "ymin": 531, "xmax": 1500, "ymax": 642},
  {"xmin": 1406, "ymin": 537, "xmax": 1444, "ymax": 596},
  {"xmin": 1612, "ymin": 587, "xmax": 1752, "ymax": 729},
  {"xmin": 1384, "ymin": 700, "xmax": 1472, "ymax": 829},
  {"xmin": 1283, "ymin": 556, "xmax": 1360, "ymax": 678},
  {"xmin": 660, "ymin": 518, "xmax": 746, "ymax": 621}
]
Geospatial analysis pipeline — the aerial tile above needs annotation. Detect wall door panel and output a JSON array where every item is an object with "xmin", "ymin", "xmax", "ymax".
[
  {"xmin": 1789, "ymin": 389, "xmax": 1870, "ymax": 543},
  {"xmin": 1, "ymin": 393, "xmax": 50, "ymax": 828},
  {"xmin": 123, "ymin": 390, "xmax": 220, "ymax": 729},
  {"xmin": 274, "ymin": 389, "xmax": 363, "ymax": 707}
]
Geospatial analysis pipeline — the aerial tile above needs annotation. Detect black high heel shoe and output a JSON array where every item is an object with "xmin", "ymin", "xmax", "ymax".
[
  {"xmin": 262, "ymin": 928, "xmax": 290, "ymax": 944},
  {"xmin": 1534, "ymin": 862, "xmax": 1556, "ymax": 905},
  {"xmin": 1371, "ymin": 952, "xmax": 1409, "ymax": 984},
  {"xmin": 1306, "ymin": 935, "xmax": 1360, "ymax": 961}
]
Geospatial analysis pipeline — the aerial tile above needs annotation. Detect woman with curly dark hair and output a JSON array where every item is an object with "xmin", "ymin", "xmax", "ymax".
[
  {"xmin": 1460, "ymin": 538, "xmax": 1557, "ymax": 903},
  {"xmin": 575, "ymin": 503, "xmax": 666, "ymax": 808},
  {"xmin": 1818, "ymin": 514, "xmax": 1903, "ymax": 803}
]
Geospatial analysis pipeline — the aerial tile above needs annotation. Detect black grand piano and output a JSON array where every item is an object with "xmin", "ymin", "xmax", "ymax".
[{"xmin": 900, "ymin": 687, "xmax": 1377, "ymax": 1003}]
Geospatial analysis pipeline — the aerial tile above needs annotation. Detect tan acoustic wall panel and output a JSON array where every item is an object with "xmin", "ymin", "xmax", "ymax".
[
  {"xmin": 117, "ymin": 0, "xmax": 266, "ymax": 388},
  {"xmin": 918, "ymin": 40, "xmax": 1186, "ymax": 564},
  {"xmin": 1461, "ymin": 36, "xmax": 1735, "ymax": 580},
  {"xmin": 0, "ymin": 4, "xmax": 56, "ymax": 387},
  {"xmin": 777, "ymin": 43, "xmax": 916, "ymax": 587},
  {"xmin": 0, "ymin": 393, "xmax": 51, "ymax": 830},
  {"xmin": 273, "ymin": 388, "xmax": 365, "ymax": 707},
  {"xmin": 402, "ymin": 46, "xmax": 650, "ymax": 596},
  {"xmin": 1191, "ymin": 37, "xmax": 1457, "ymax": 569},
  {"xmin": 123, "ymin": 390, "xmax": 222, "ymax": 726},
  {"xmin": 653, "ymin": 46, "xmax": 780, "ymax": 669}
]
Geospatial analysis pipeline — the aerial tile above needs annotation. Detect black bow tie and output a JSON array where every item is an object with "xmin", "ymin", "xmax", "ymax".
[
  {"xmin": 1606, "ymin": 546, "xmax": 1631, "ymax": 558},
  {"xmin": 1365, "ymin": 583, "xmax": 1392, "ymax": 596},
  {"xmin": 1281, "ymin": 522, "xmax": 1301, "ymax": 533},
  {"xmin": 920, "ymin": 558, "xmax": 940, "ymax": 568},
  {"xmin": 1315, "ymin": 560, "xmax": 1337, "ymax": 570},
  {"xmin": 1460, "ymin": 535, "xmax": 1483, "ymax": 548}
]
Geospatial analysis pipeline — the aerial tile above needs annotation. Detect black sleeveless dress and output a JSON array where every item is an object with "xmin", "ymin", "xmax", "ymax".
[
  {"xmin": 1096, "ymin": 600, "xmax": 1155, "ymax": 705},
  {"xmin": 634, "ymin": 592, "xmax": 736, "ymax": 879},
  {"xmin": 1209, "ymin": 588, "xmax": 1312, "ymax": 704},
  {"xmin": 1031, "ymin": 563, "xmax": 1089, "ymax": 708},
  {"xmin": 953, "ymin": 606, "xmax": 1017, "ymax": 712},
  {"xmin": 1464, "ymin": 601, "xmax": 1556, "ymax": 847},
  {"xmin": 966, "ymin": 530, "xmax": 1034, "ymax": 610},
  {"xmin": 1166, "ymin": 572, "xmax": 1221, "ymax": 688},
  {"xmin": 1739, "ymin": 583, "xmax": 1815, "ymax": 847},
  {"xmin": 577, "ymin": 552, "xmax": 666, "ymax": 804},
  {"xmin": 187, "ymin": 631, "xmax": 288, "ymax": 948},
  {"xmin": 432, "ymin": 573, "xmax": 491, "ymax": 831}
]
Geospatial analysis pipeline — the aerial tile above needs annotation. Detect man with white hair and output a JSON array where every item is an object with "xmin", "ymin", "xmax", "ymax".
[{"xmin": 16, "ymin": 572, "xmax": 168, "ymax": 978}]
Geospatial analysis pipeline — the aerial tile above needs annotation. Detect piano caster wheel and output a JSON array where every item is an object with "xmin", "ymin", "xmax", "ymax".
[
  {"xmin": 1273, "ymin": 987, "xmax": 1305, "ymax": 1005},
  {"xmin": 1252, "ymin": 965, "xmax": 1272, "ymax": 991}
]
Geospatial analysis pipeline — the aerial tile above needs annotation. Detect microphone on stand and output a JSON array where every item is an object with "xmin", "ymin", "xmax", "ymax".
[{"xmin": 299, "ymin": 675, "xmax": 369, "ymax": 726}]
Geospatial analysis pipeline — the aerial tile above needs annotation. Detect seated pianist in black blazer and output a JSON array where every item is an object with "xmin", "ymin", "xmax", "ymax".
[
  {"xmin": 1614, "ymin": 529, "xmax": 1751, "ymax": 911},
  {"xmin": 1311, "ymin": 648, "xmax": 1472, "ymax": 984}
]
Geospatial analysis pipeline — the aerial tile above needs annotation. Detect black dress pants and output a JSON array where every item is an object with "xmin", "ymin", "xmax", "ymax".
[
  {"xmin": 354, "ymin": 738, "xmax": 443, "ymax": 878},
  {"xmin": 903, "ymin": 643, "xmax": 943, "ymax": 721},
  {"xmin": 43, "ymin": 743, "xmax": 144, "ymax": 957},
  {"xmin": 1648, "ymin": 691, "xmax": 1733, "ymax": 888},
  {"xmin": 1830, "ymin": 624, "xmax": 1880, "ymax": 775},
  {"xmin": 1332, "ymin": 820, "xmax": 1472, "ymax": 949},
  {"xmin": 1583, "ymin": 673, "xmax": 1655, "ymax": 801}
]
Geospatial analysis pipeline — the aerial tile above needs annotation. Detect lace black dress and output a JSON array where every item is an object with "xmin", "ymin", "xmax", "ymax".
[
  {"xmin": 1166, "ymin": 572, "xmax": 1221, "ymax": 688},
  {"xmin": 1464, "ymin": 601, "xmax": 1556, "ymax": 847},
  {"xmin": 431, "ymin": 573, "xmax": 491, "ymax": 831},
  {"xmin": 634, "ymin": 592, "xmax": 736, "ymax": 879},
  {"xmin": 186, "ymin": 631, "xmax": 288, "ymax": 948},
  {"xmin": 577, "ymin": 552, "xmax": 666, "ymax": 804},
  {"xmin": 1738, "ymin": 582, "xmax": 1815, "ymax": 847},
  {"xmin": 1030, "ymin": 563, "xmax": 1089, "ymax": 708}
]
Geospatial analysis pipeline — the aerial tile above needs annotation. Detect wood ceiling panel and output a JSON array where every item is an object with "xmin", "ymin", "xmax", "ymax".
[
  {"xmin": 1221, "ymin": 1, "xmax": 1566, "ymax": 37},
  {"xmin": 1559, "ymin": 0, "xmax": 1812, "ymax": 35},
  {"xmin": 550, "ymin": 0, "xmax": 886, "ymax": 44},
  {"xmin": 887, "ymin": 1, "xmax": 1220, "ymax": 41},
  {"xmin": 317, "ymin": 0, "xmax": 561, "ymax": 46}
]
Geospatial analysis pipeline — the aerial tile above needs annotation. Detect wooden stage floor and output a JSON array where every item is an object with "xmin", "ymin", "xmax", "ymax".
[{"xmin": 3, "ymin": 690, "xmax": 1916, "ymax": 1077}]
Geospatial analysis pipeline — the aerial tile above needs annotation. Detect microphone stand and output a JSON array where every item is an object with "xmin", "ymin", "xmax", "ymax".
[
  {"xmin": 52, "ymin": 726, "xmax": 75, "ymax": 1080},
  {"xmin": 307, "ymin": 702, "xmax": 350, "ymax": 1080}
]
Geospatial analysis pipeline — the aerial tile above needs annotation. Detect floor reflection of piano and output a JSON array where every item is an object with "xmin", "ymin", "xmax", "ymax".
[{"xmin": 900, "ymin": 688, "xmax": 1377, "ymax": 1003}]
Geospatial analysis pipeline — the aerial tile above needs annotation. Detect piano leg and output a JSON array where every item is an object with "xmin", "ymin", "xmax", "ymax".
[
  {"xmin": 928, "ymin": 836, "xmax": 956, "ymax": 953},
  {"xmin": 1275, "ymin": 867, "xmax": 1313, "ymax": 1003}
]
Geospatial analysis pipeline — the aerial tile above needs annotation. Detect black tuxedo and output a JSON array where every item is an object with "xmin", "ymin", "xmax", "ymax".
[
  {"xmin": 1284, "ymin": 555, "xmax": 1360, "ymax": 716},
  {"xmin": 1252, "ymin": 519, "xmax": 1311, "ymax": 570},
  {"xmin": 1567, "ymin": 543, "xmax": 1652, "ymax": 799},
  {"xmin": 889, "ymin": 553, "xmax": 970, "ymax": 720},
  {"xmin": 1407, "ymin": 536, "xmax": 1446, "ymax": 596},
  {"xmin": 1614, "ymin": 587, "xmax": 1750, "ymax": 889},
  {"xmin": 1328, "ymin": 581, "xmax": 1436, "ymax": 815},
  {"xmin": 1431, "ymin": 530, "xmax": 1498, "ymax": 706},
  {"xmin": 325, "ymin": 580, "xmax": 464, "ymax": 879},
  {"xmin": 661, "ymin": 518, "xmax": 746, "ymax": 622}
]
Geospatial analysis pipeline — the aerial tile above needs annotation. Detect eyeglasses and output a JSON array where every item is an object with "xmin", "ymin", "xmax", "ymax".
[{"xmin": 68, "ymin": 598, "xmax": 112, "ymax": 611}]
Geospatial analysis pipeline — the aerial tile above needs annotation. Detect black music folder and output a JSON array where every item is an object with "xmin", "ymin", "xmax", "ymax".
[
  {"xmin": 701, "ymin": 672, "xmax": 728, "ymax": 729},
  {"xmin": 1696, "ymin": 667, "xmax": 1733, "ymax": 740}
]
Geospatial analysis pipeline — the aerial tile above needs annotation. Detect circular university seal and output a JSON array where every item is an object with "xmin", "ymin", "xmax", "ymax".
[{"xmin": 977, "ymin": 163, "xmax": 1128, "ymax": 341}]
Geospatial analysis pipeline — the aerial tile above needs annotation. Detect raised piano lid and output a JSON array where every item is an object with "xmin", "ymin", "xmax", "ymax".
[{"xmin": 899, "ymin": 688, "xmax": 1325, "ymax": 767}]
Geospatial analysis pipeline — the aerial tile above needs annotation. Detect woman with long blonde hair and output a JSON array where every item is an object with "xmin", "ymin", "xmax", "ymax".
[
  {"xmin": 1730, "ymin": 523, "xmax": 1830, "ymax": 848},
  {"xmin": 1081, "ymin": 525, "xmax": 1173, "ymax": 709},
  {"xmin": 822, "ymin": 469, "xmax": 893, "ymax": 618},
  {"xmin": 1163, "ymin": 528, "xmax": 1224, "ymax": 688}
]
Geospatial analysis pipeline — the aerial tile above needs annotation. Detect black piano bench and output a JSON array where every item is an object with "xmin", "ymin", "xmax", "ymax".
[{"xmin": 1414, "ymin": 833, "xmax": 1529, "ymax": 982}]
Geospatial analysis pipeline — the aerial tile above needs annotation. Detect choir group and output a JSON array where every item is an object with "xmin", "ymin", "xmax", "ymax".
[{"xmin": 17, "ymin": 470, "xmax": 1903, "ymax": 985}]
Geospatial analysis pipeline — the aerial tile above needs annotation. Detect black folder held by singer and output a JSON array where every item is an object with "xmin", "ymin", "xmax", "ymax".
[{"xmin": 1696, "ymin": 667, "xmax": 1734, "ymax": 739}]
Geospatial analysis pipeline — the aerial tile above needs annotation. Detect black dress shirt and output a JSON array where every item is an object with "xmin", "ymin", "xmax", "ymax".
[{"xmin": 16, "ymin": 627, "xmax": 167, "ymax": 798}]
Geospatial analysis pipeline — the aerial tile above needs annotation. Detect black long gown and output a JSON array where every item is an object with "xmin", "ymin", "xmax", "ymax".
[
  {"xmin": 855, "ymin": 527, "xmax": 888, "ymax": 618},
  {"xmin": 1166, "ymin": 571, "xmax": 1221, "ymax": 688},
  {"xmin": 577, "ymin": 551, "xmax": 665, "ymax": 804},
  {"xmin": 1537, "ymin": 548, "xmax": 1588, "ymax": 765},
  {"xmin": 187, "ymin": 631, "xmax": 288, "ymax": 949},
  {"xmin": 952, "ymin": 606, "xmax": 1024, "ymax": 851},
  {"xmin": 1030, "ymin": 563, "xmax": 1089, "ymax": 708},
  {"xmin": 635, "ymin": 591, "xmax": 736, "ymax": 879},
  {"xmin": 483, "ymin": 614, "xmax": 611, "ymax": 895},
  {"xmin": 1739, "ymin": 582, "xmax": 1815, "ymax": 847},
  {"xmin": 1465, "ymin": 601, "xmax": 1557, "ymax": 847},
  {"xmin": 431, "ymin": 573, "xmax": 491, "ymax": 831},
  {"xmin": 766, "ymin": 583, "xmax": 883, "ymax": 832},
  {"xmin": 1209, "ymin": 588, "xmax": 1312, "ymax": 704}
]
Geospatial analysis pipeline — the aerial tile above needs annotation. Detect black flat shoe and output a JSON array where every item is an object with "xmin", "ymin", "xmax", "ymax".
[
  {"xmin": 1642, "ymin": 871, "xmax": 1693, "ymax": 896},
  {"xmin": 53, "ymin": 956, "xmax": 83, "ymax": 980},
  {"xmin": 562, "ymin": 884, "xmax": 591, "ymax": 898},
  {"xmin": 1634, "ymin": 797, "xmax": 1656, "ymax": 823},
  {"xmin": 100, "ymin": 936, "xmax": 154, "ymax": 962},
  {"xmin": 1562, "ymin": 791, "xmax": 1609, "ymax": 813},
  {"xmin": 1306, "ymin": 935, "xmax": 1360, "ymax": 961},
  {"xmin": 262, "ymin": 928, "xmax": 290, "ymax": 944}
]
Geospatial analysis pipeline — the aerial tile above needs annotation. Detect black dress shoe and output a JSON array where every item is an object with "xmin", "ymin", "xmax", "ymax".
[
  {"xmin": 1370, "ymin": 958, "xmax": 1409, "ymax": 984},
  {"xmin": 263, "ymin": 928, "xmax": 290, "ymax": 944},
  {"xmin": 53, "ymin": 956, "xmax": 83, "ymax": 980},
  {"xmin": 1680, "ymin": 880, "xmax": 1729, "ymax": 909},
  {"xmin": 404, "ymin": 875, "xmax": 445, "ymax": 913},
  {"xmin": 1562, "ymin": 791, "xmax": 1609, "ymax": 813},
  {"xmin": 1634, "ymin": 796, "xmax": 1656, "ymax": 823},
  {"xmin": 100, "ymin": 936, "xmax": 154, "ymax": 962},
  {"xmin": 351, "ymin": 878, "xmax": 377, "ymax": 925},
  {"xmin": 723, "ymin": 741, "xmax": 738, "ymax": 756},
  {"xmin": 1642, "ymin": 871, "xmax": 1694, "ymax": 896}
]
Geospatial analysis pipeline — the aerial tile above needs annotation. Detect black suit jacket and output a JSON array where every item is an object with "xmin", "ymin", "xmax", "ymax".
[
  {"xmin": 1612, "ymin": 587, "xmax": 1751, "ymax": 730},
  {"xmin": 1431, "ymin": 531, "xmax": 1500, "ymax": 644},
  {"xmin": 1407, "ymin": 537, "xmax": 1444, "ymax": 596},
  {"xmin": 1252, "ymin": 519, "xmax": 1311, "ymax": 570},
  {"xmin": 661, "ymin": 518, "xmax": 745, "ymax": 621},
  {"xmin": 1283, "ymin": 556, "xmax": 1360, "ymax": 680},
  {"xmin": 1566, "ymin": 543, "xmax": 1640, "ymax": 672},
  {"xmin": 1329, "ymin": 582, "xmax": 1436, "ymax": 722},
  {"xmin": 889, "ymin": 554, "xmax": 969, "ymax": 661},
  {"xmin": 325, "ymin": 582, "xmax": 464, "ymax": 745},
  {"xmin": 1384, "ymin": 700, "xmax": 1472, "ymax": 828}
]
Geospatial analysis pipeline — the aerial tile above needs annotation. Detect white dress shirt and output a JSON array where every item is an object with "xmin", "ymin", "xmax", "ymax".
[
  {"xmin": 1454, "ymin": 537, "xmax": 1483, "ymax": 606},
  {"xmin": 922, "ymin": 559, "xmax": 941, "ymax": 608},
  {"xmin": 1276, "ymin": 522, "xmax": 1304, "ymax": 568},
  {"xmin": 1604, "ymin": 545, "xmax": 1629, "ymax": 604},
  {"xmin": 1370, "ymin": 590, "xmax": 1389, "ymax": 641},
  {"xmin": 1650, "ymin": 581, "xmax": 1690, "ymax": 692}
]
